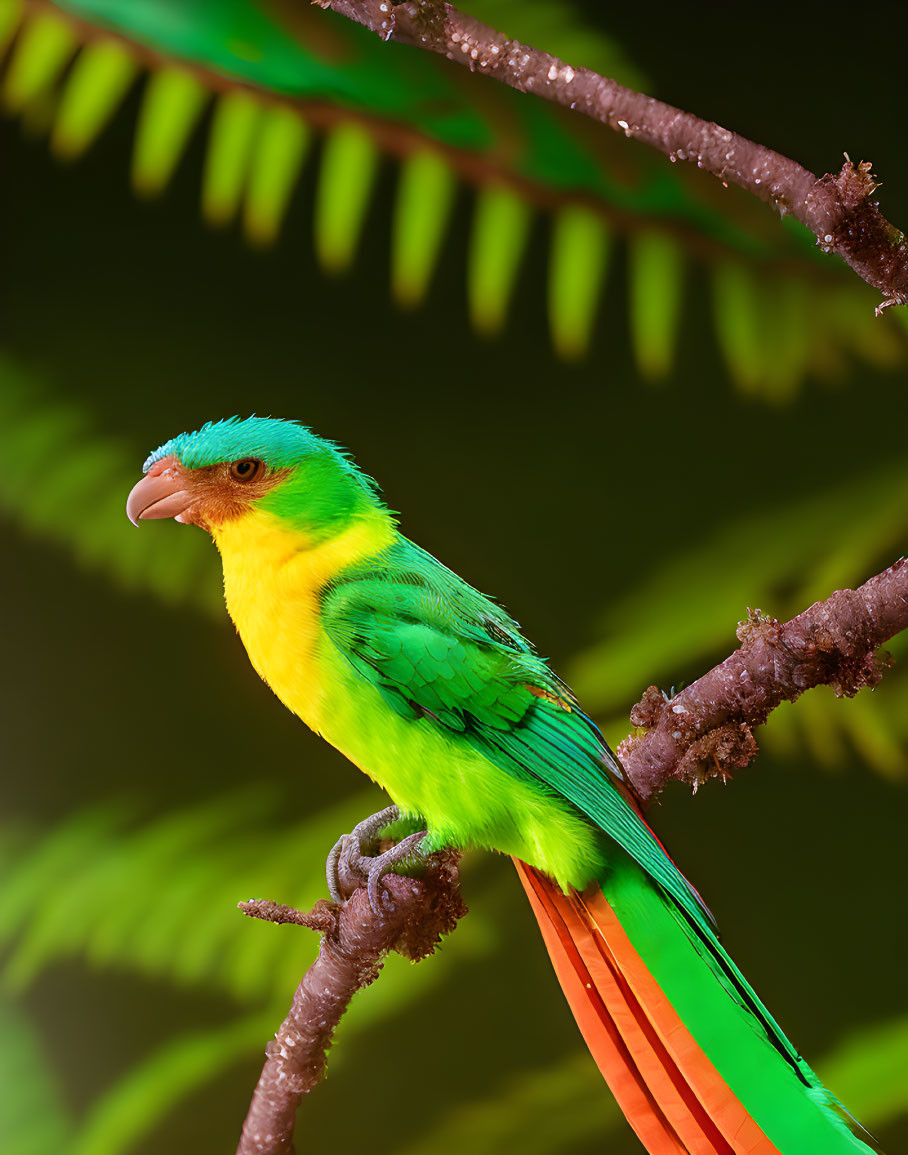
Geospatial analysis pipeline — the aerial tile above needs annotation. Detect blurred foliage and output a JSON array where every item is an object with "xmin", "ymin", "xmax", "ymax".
[
  {"xmin": 0, "ymin": 356, "xmax": 219, "ymax": 612},
  {"xmin": 1, "ymin": 0, "xmax": 906, "ymax": 384},
  {"xmin": 568, "ymin": 458, "xmax": 908, "ymax": 776},
  {"xmin": 0, "ymin": 790, "xmax": 494, "ymax": 1153},
  {"xmin": 0, "ymin": 995, "xmax": 72, "ymax": 1155},
  {"xmin": 1, "ymin": 1, "xmax": 907, "ymax": 1154},
  {"xmin": 400, "ymin": 1016, "xmax": 908, "ymax": 1155}
]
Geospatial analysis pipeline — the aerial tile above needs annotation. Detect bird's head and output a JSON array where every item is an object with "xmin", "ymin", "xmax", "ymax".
[{"xmin": 126, "ymin": 416, "xmax": 385, "ymax": 541}]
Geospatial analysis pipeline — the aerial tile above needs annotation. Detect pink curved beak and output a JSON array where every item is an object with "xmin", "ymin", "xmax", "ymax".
[{"xmin": 126, "ymin": 456, "xmax": 197, "ymax": 526}]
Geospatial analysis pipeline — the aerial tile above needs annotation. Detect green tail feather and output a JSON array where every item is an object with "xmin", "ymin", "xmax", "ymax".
[{"xmin": 605, "ymin": 853, "xmax": 880, "ymax": 1153}]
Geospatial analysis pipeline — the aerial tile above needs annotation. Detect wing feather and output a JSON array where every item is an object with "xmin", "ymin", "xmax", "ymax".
[{"xmin": 322, "ymin": 538, "xmax": 713, "ymax": 931}]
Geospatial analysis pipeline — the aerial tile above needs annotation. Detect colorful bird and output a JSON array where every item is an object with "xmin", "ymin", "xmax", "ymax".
[{"xmin": 127, "ymin": 416, "xmax": 878, "ymax": 1155}]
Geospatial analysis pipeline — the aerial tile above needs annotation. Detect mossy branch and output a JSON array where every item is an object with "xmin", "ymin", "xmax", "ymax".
[
  {"xmin": 316, "ymin": 0, "xmax": 908, "ymax": 309},
  {"xmin": 619, "ymin": 558, "xmax": 908, "ymax": 804}
]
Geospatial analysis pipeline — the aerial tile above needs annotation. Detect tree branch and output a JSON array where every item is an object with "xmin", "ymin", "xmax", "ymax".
[
  {"xmin": 619, "ymin": 558, "xmax": 908, "ymax": 806},
  {"xmin": 314, "ymin": 0, "xmax": 908, "ymax": 309},
  {"xmin": 236, "ymin": 851, "xmax": 465, "ymax": 1155}
]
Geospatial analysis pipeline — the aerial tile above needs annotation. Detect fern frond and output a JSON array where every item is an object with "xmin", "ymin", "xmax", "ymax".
[
  {"xmin": 398, "ymin": 1051, "xmax": 619, "ymax": 1155},
  {"xmin": 392, "ymin": 148, "xmax": 457, "ymax": 308},
  {"xmin": 201, "ymin": 89, "xmax": 263, "ymax": 228},
  {"xmin": 400, "ymin": 1014, "xmax": 908, "ymax": 1155},
  {"xmin": 468, "ymin": 183, "xmax": 533, "ymax": 335},
  {"xmin": 819, "ymin": 1013, "xmax": 908, "ymax": 1130},
  {"xmin": 71, "ymin": 1013, "xmax": 274, "ymax": 1155},
  {"xmin": 314, "ymin": 122, "xmax": 380, "ymax": 274},
  {"xmin": 628, "ymin": 229, "xmax": 685, "ymax": 380},
  {"xmin": 0, "ymin": 792, "xmax": 494, "ymax": 1152},
  {"xmin": 244, "ymin": 105, "xmax": 312, "ymax": 246},
  {"xmin": 0, "ymin": 356, "xmax": 221, "ymax": 612},
  {"xmin": 49, "ymin": 36, "xmax": 136, "ymax": 159},
  {"xmin": 0, "ymin": 789, "xmax": 493, "ymax": 1005},
  {"xmin": 131, "ymin": 66, "xmax": 209, "ymax": 195},
  {"xmin": 3, "ymin": 0, "xmax": 903, "ymax": 383},
  {"xmin": 570, "ymin": 459, "xmax": 908, "ymax": 776},
  {"xmin": 547, "ymin": 206, "xmax": 611, "ymax": 361},
  {"xmin": 0, "ymin": 995, "xmax": 73, "ymax": 1155},
  {"xmin": 1, "ymin": 6, "xmax": 76, "ymax": 114}
]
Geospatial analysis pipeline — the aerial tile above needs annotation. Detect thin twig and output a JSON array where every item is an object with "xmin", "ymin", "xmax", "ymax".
[
  {"xmin": 236, "ymin": 852, "xmax": 465, "ymax": 1155},
  {"xmin": 619, "ymin": 558, "xmax": 908, "ymax": 805},
  {"xmin": 315, "ymin": 0, "xmax": 908, "ymax": 308}
]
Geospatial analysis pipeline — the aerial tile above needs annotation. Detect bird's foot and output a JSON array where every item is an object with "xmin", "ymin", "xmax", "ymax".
[{"xmin": 326, "ymin": 805, "xmax": 429, "ymax": 912}]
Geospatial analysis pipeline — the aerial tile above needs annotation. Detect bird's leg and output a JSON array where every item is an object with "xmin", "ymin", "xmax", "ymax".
[{"xmin": 326, "ymin": 805, "xmax": 429, "ymax": 911}]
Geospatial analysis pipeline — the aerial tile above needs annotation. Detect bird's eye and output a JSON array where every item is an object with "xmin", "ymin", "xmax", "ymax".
[{"xmin": 229, "ymin": 458, "xmax": 263, "ymax": 482}]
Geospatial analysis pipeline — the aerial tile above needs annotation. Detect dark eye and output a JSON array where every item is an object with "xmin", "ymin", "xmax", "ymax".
[{"xmin": 229, "ymin": 458, "xmax": 263, "ymax": 482}]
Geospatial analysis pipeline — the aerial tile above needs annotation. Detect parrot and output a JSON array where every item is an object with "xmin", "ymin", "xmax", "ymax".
[{"xmin": 126, "ymin": 416, "xmax": 878, "ymax": 1155}]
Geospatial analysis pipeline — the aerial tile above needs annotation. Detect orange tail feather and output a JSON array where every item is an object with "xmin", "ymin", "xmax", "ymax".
[{"xmin": 514, "ymin": 860, "xmax": 780, "ymax": 1155}]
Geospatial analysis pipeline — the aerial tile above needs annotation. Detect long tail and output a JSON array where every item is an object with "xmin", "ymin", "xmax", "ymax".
[{"xmin": 514, "ymin": 859, "xmax": 878, "ymax": 1155}]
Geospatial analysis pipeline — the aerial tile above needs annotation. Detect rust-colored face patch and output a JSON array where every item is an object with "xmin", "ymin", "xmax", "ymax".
[{"xmin": 126, "ymin": 455, "xmax": 292, "ymax": 532}]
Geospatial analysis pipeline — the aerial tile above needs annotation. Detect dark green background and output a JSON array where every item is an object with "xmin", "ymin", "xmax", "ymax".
[{"xmin": 2, "ymin": 4, "xmax": 907, "ymax": 1152}]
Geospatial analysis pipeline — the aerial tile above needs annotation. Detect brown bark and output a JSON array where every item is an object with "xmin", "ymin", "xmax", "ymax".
[
  {"xmin": 236, "ymin": 852, "xmax": 465, "ymax": 1155},
  {"xmin": 315, "ymin": 0, "xmax": 908, "ymax": 309},
  {"xmin": 619, "ymin": 559, "xmax": 908, "ymax": 805}
]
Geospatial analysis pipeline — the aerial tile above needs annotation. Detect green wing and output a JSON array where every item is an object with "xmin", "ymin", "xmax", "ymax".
[{"xmin": 321, "ymin": 539, "xmax": 713, "ymax": 932}]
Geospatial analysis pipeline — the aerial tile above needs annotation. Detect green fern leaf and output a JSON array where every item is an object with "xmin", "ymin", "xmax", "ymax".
[
  {"xmin": 70, "ymin": 1015, "xmax": 271, "ymax": 1155},
  {"xmin": 547, "ymin": 206, "xmax": 611, "ymax": 361},
  {"xmin": 49, "ymin": 36, "xmax": 137, "ymax": 160},
  {"xmin": 1, "ymin": 7, "xmax": 75, "ymax": 114},
  {"xmin": 202, "ymin": 90, "xmax": 263, "ymax": 227},
  {"xmin": 468, "ymin": 183, "xmax": 533, "ymax": 335},
  {"xmin": 243, "ymin": 105, "xmax": 312, "ymax": 246},
  {"xmin": 131, "ymin": 66, "xmax": 209, "ymax": 195},
  {"xmin": 4, "ymin": 0, "xmax": 902, "ymax": 384},
  {"xmin": 0, "ymin": 996, "xmax": 73, "ymax": 1155},
  {"xmin": 0, "ymin": 356, "xmax": 221, "ymax": 613},
  {"xmin": 314, "ymin": 122, "xmax": 380, "ymax": 274},
  {"xmin": 392, "ymin": 148, "xmax": 457, "ymax": 308},
  {"xmin": 401, "ymin": 1013, "xmax": 908, "ymax": 1155},
  {"xmin": 570, "ymin": 459, "xmax": 908, "ymax": 776}
]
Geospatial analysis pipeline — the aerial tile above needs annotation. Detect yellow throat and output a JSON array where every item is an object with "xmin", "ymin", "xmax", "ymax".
[{"xmin": 211, "ymin": 508, "xmax": 394, "ymax": 731}]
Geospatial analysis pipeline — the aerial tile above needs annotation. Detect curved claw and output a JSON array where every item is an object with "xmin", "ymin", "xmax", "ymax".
[
  {"xmin": 325, "ymin": 836, "xmax": 346, "ymax": 904},
  {"xmin": 365, "ymin": 830, "xmax": 428, "ymax": 912},
  {"xmin": 325, "ymin": 805, "xmax": 404, "ymax": 904}
]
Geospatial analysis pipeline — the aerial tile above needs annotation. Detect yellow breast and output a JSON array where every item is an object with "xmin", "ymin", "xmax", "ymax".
[{"xmin": 212, "ymin": 509, "xmax": 394, "ymax": 732}]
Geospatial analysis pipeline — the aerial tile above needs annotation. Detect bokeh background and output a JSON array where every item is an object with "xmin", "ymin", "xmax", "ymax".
[{"xmin": 2, "ymin": 2, "xmax": 907, "ymax": 1153}]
